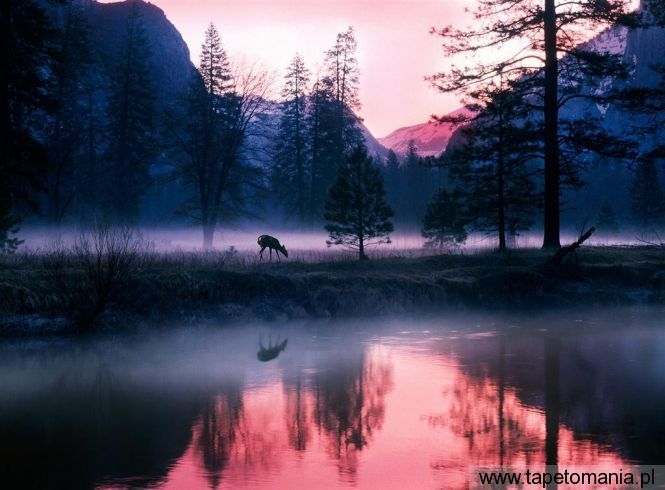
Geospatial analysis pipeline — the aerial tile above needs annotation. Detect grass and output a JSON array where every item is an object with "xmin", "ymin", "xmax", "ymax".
[{"xmin": 1, "ymin": 243, "xmax": 664, "ymax": 336}]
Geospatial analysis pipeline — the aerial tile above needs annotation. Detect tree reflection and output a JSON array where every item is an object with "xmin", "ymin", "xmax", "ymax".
[
  {"xmin": 283, "ymin": 373, "xmax": 311, "ymax": 452},
  {"xmin": 312, "ymin": 346, "xmax": 393, "ymax": 480},
  {"xmin": 193, "ymin": 386, "xmax": 243, "ymax": 488},
  {"xmin": 0, "ymin": 349, "xmax": 203, "ymax": 490},
  {"xmin": 544, "ymin": 333, "xmax": 560, "ymax": 489}
]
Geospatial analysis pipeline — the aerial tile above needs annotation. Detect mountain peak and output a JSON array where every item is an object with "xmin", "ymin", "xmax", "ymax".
[{"xmin": 377, "ymin": 107, "xmax": 469, "ymax": 157}]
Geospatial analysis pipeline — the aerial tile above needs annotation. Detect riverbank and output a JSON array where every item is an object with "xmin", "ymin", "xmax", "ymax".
[{"xmin": 1, "ymin": 246, "xmax": 664, "ymax": 336}]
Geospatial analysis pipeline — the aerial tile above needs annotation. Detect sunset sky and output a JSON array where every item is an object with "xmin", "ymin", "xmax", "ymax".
[{"xmin": 101, "ymin": 0, "xmax": 474, "ymax": 136}]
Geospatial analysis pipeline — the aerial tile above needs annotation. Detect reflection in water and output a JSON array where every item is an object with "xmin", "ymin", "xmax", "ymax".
[
  {"xmin": 257, "ymin": 336, "xmax": 288, "ymax": 362},
  {"xmin": 545, "ymin": 334, "xmax": 560, "ymax": 490},
  {"xmin": 195, "ymin": 388, "xmax": 243, "ymax": 488},
  {"xmin": 0, "ymin": 310, "xmax": 664, "ymax": 489}
]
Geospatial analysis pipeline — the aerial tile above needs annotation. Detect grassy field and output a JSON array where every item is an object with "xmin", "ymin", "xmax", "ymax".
[{"xmin": 1, "ymin": 244, "xmax": 664, "ymax": 335}]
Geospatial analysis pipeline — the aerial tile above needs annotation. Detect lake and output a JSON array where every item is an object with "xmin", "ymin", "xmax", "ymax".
[{"xmin": 1, "ymin": 308, "xmax": 664, "ymax": 489}]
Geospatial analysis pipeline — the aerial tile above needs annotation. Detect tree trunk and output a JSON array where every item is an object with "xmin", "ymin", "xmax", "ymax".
[
  {"xmin": 542, "ymin": 0, "xmax": 561, "ymax": 250},
  {"xmin": 202, "ymin": 223, "xmax": 214, "ymax": 251},
  {"xmin": 497, "ymin": 95, "xmax": 506, "ymax": 252}
]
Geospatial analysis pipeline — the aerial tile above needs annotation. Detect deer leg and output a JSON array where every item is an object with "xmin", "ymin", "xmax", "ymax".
[
  {"xmin": 259, "ymin": 246, "xmax": 265, "ymax": 262},
  {"xmin": 269, "ymin": 248, "xmax": 273, "ymax": 261}
]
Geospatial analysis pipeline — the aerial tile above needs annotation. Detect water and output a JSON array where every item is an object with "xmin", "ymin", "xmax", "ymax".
[{"xmin": 1, "ymin": 308, "xmax": 664, "ymax": 489}]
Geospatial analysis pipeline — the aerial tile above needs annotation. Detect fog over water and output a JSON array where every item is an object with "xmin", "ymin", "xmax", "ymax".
[{"xmin": 1, "ymin": 308, "xmax": 664, "ymax": 489}]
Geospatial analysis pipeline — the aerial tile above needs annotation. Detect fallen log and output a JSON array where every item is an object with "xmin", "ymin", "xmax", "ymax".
[{"xmin": 547, "ymin": 227, "xmax": 595, "ymax": 266}]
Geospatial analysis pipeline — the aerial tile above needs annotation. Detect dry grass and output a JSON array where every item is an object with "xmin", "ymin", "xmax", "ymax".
[{"xmin": 1, "ymin": 243, "xmax": 663, "ymax": 334}]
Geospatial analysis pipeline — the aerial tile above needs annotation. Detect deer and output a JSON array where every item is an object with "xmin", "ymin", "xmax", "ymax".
[
  {"xmin": 257, "ymin": 335, "xmax": 288, "ymax": 362},
  {"xmin": 257, "ymin": 235, "xmax": 288, "ymax": 262}
]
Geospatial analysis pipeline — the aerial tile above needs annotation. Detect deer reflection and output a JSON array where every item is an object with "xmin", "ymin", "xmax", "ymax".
[{"xmin": 257, "ymin": 335, "xmax": 288, "ymax": 362}]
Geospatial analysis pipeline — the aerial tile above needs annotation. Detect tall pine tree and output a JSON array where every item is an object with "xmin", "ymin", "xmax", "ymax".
[
  {"xmin": 323, "ymin": 27, "xmax": 363, "ymax": 157},
  {"xmin": 46, "ymin": 0, "xmax": 93, "ymax": 223},
  {"xmin": 105, "ymin": 0, "xmax": 156, "ymax": 222},
  {"xmin": 273, "ymin": 54, "xmax": 311, "ymax": 224}
]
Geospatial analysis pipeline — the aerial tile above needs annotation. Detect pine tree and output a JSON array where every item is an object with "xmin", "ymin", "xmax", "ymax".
[
  {"xmin": 324, "ymin": 27, "xmax": 363, "ymax": 147},
  {"xmin": 428, "ymin": 0, "xmax": 639, "ymax": 249},
  {"xmin": 105, "ymin": 1, "xmax": 156, "ymax": 222},
  {"xmin": 304, "ymin": 28, "xmax": 365, "ymax": 222},
  {"xmin": 1, "ymin": 0, "xmax": 58, "ymax": 251},
  {"xmin": 441, "ymin": 84, "xmax": 539, "ymax": 250},
  {"xmin": 305, "ymin": 77, "xmax": 329, "ymax": 222},
  {"xmin": 273, "ymin": 54, "xmax": 311, "ymax": 224},
  {"xmin": 421, "ymin": 188, "xmax": 467, "ymax": 248},
  {"xmin": 322, "ymin": 27, "xmax": 364, "ymax": 164},
  {"xmin": 629, "ymin": 159, "xmax": 665, "ymax": 231},
  {"xmin": 402, "ymin": 140, "xmax": 438, "ymax": 225},
  {"xmin": 199, "ymin": 22, "xmax": 232, "ymax": 100},
  {"xmin": 324, "ymin": 145, "xmax": 394, "ymax": 260},
  {"xmin": 596, "ymin": 200, "xmax": 620, "ymax": 235},
  {"xmin": 46, "ymin": 0, "xmax": 93, "ymax": 223}
]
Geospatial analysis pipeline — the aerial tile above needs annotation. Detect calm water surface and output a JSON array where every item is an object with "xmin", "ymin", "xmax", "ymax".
[{"xmin": 1, "ymin": 308, "xmax": 664, "ymax": 489}]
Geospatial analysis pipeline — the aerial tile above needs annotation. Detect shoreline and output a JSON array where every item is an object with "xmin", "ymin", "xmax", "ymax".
[{"xmin": 1, "ymin": 246, "xmax": 664, "ymax": 337}]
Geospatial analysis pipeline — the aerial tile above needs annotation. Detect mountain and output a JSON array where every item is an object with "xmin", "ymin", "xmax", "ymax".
[
  {"xmin": 359, "ymin": 122, "xmax": 389, "ymax": 159},
  {"xmin": 377, "ymin": 107, "xmax": 469, "ymax": 157},
  {"xmin": 84, "ymin": 0, "xmax": 195, "ymax": 109}
]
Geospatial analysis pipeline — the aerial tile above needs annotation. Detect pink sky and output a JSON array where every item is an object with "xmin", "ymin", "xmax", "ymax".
[{"xmin": 102, "ymin": 0, "xmax": 473, "ymax": 136}]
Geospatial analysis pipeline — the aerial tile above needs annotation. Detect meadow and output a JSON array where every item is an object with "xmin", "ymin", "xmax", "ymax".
[{"xmin": 1, "ymin": 227, "xmax": 664, "ymax": 336}]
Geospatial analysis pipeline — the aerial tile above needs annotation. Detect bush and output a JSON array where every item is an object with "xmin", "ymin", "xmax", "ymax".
[{"xmin": 44, "ymin": 225, "xmax": 147, "ymax": 330}]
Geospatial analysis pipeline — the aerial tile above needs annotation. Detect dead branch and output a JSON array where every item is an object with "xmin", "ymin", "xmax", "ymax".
[{"xmin": 547, "ymin": 227, "xmax": 595, "ymax": 265}]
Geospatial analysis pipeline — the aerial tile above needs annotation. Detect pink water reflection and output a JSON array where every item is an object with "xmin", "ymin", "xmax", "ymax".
[{"xmin": 133, "ymin": 344, "xmax": 632, "ymax": 490}]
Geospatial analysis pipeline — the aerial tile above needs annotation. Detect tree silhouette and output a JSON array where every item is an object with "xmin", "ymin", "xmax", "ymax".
[
  {"xmin": 440, "ymin": 83, "xmax": 539, "ymax": 250},
  {"xmin": 104, "ymin": 1, "xmax": 156, "ymax": 222},
  {"xmin": 0, "ymin": 0, "xmax": 58, "ymax": 251},
  {"xmin": 273, "ymin": 54, "xmax": 311, "ymax": 224},
  {"xmin": 421, "ymin": 188, "xmax": 468, "ymax": 248},
  {"xmin": 629, "ymin": 159, "xmax": 665, "ymax": 232},
  {"xmin": 172, "ymin": 24, "xmax": 271, "ymax": 250},
  {"xmin": 324, "ymin": 145, "xmax": 394, "ymax": 260},
  {"xmin": 596, "ymin": 200, "xmax": 620, "ymax": 235},
  {"xmin": 429, "ymin": 0, "xmax": 639, "ymax": 248}
]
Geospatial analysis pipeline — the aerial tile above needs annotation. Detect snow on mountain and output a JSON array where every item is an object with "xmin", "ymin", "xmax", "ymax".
[{"xmin": 377, "ymin": 107, "xmax": 469, "ymax": 157}]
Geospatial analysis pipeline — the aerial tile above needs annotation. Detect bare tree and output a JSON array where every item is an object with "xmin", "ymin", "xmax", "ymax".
[{"xmin": 173, "ymin": 28, "xmax": 274, "ymax": 250}]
